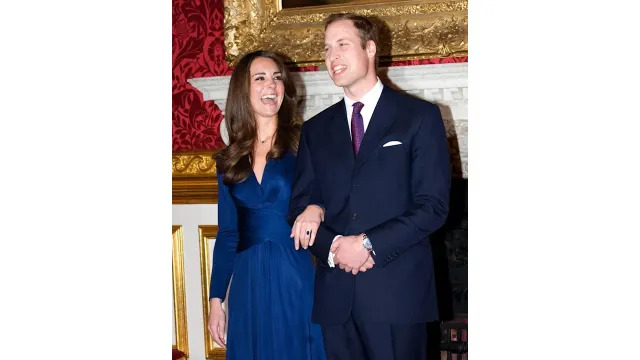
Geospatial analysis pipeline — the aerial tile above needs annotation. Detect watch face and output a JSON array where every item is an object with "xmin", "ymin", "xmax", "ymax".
[{"xmin": 363, "ymin": 238, "xmax": 372, "ymax": 249}]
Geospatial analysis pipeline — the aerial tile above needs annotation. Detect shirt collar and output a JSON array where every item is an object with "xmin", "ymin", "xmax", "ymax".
[{"xmin": 343, "ymin": 78, "xmax": 384, "ymax": 113}]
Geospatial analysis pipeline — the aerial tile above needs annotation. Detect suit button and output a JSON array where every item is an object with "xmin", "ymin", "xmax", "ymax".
[{"xmin": 352, "ymin": 213, "xmax": 358, "ymax": 220}]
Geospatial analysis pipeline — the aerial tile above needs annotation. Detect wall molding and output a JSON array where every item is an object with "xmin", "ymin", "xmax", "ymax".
[
  {"xmin": 198, "ymin": 225, "xmax": 226, "ymax": 359},
  {"xmin": 172, "ymin": 151, "xmax": 218, "ymax": 204},
  {"xmin": 172, "ymin": 225, "xmax": 189, "ymax": 356}
]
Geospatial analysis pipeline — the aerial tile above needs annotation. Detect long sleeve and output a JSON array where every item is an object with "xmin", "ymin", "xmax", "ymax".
[
  {"xmin": 367, "ymin": 103, "xmax": 451, "ymax": 267},
  {"xmin": 289, "ymin": 122, "xmax": 338, "ymax": 264},
  {"xmin": 209, "ymin": 172, "xmax": 240, "ymax": 302}
]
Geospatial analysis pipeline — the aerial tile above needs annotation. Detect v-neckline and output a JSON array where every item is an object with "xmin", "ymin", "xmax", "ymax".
[{"xmin": 252, "ymin": 159, "xmax": 269, "ymax": 186}]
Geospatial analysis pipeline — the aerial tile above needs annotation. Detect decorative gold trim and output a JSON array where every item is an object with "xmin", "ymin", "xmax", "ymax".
[
  {"xmin": 224, "ymin": 0, "xmax": 468, "ymax": 66},
  {"xmin": 173, "ymin": 151, "xmax": 218, "ymax": 204},
  {"xmin": 199, "ymin": 225, "xmax": 226, "ymax": 360},
  {"xmin": 172, "ymin": 226, "xmax": 189, "ymax": 358}
]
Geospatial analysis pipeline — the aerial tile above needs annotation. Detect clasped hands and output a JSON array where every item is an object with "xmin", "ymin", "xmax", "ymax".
[
  {"xmin": 331, "ymin": 234, "xmax": 375, "ymax": 275},
  {"xmin": 291, "ymin": 205, "xmax": 374, "ymax": 275}
]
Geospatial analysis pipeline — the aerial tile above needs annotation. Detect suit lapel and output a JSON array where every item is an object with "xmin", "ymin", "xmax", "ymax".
[
  {"xmin": 326, "ymin": 100, "xmax": 356, "ymax": 169},
  {"xmin": 354, "ymin": 86, "xmax": 396, "ymax": 172}
]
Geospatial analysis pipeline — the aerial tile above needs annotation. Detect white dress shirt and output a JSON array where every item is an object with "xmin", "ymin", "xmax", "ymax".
[{"xmin": 343, "ymin": 78, "xmax": 384, "ymax": 138}]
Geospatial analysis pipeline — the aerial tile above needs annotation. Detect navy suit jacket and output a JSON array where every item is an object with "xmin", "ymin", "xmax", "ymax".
[{"xmin": 289, "ymin": 85, "xmax": 451, "ymax": 326}]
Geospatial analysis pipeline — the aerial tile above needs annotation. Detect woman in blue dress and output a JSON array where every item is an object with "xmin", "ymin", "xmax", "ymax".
[{"xmin": 207, "ymin": 50, "xmax": 327, "ymax": 360}]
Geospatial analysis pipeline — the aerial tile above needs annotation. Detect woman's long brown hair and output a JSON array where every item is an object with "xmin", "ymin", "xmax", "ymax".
[{"xmin": 215, "ymin": 51, "xmax": 301, "ymax": 185}]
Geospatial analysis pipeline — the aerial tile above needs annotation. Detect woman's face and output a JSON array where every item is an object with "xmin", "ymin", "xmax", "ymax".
[{"xmin": 249, "ymin": 57, "xmax": 285, "ymax": 122}]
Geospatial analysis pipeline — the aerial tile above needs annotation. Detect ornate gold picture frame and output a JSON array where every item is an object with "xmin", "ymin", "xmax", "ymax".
[
  {"xmin": 198, "ymin": 225, "xmax": 226, "ymax": 360},
  {"xmin": 172, "ymin": 226, "xmax": 189, "ymax": 358},
  {"xmin": 224, "ymin": 0, "xmax": 468, "ymax": 66}
]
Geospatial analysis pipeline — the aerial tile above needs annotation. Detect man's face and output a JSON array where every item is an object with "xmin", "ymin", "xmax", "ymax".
[{"xmin": 324, "ymin": 19, "xmax": 375, "ymax": 92}]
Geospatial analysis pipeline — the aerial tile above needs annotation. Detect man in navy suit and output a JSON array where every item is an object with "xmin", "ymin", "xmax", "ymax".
[{"xmin": 289, "ymin": 13, "xmax": 451, "ymax": 359}]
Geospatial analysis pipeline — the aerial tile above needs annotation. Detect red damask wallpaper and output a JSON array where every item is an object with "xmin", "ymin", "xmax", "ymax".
[
  {"xmin": 173, "ymin": 0, "xmax": 229, "ymax": 151},
  {"xmin": 172, "ymin": 0, "xmax": 467, "ymax": 151}
]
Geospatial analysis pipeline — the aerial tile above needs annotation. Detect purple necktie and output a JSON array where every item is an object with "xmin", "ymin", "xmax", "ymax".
[{"xmin": 351, "ymin": 101, "xmax": 365, "ymax": 155}]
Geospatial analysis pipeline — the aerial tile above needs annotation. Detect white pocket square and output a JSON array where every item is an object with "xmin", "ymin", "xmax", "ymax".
[{"xmin": 382, "ymin": 141, "xmax": 402, "ymax": 147}]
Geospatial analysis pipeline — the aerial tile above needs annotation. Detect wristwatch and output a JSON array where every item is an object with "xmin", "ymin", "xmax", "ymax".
[{"xmin": 362, "ymin": 233, "xmax": 376, "ymax": 256}]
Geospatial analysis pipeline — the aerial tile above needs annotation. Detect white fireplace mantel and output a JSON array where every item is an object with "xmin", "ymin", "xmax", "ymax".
[{"xmin": 188, "ymin": 63, "xmax": 467, "ymax": 177}]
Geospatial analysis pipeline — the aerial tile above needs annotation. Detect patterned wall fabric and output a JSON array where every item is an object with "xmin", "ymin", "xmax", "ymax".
[{"xmin": 173, "ymin": 0, "xmax": 230, "ymax": 151}]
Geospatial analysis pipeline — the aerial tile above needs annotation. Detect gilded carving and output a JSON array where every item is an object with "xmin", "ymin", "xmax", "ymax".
[
  {"xmin": 224, "ymin": 0, "xmax": 467, "ymax": 65},
  {"xmin": 172, "ymin": 151, "xmax": 219, "ymax": 204},
  {"xmin": 172, "ymin": 152, "xmax": 217, "ymax": 176}
]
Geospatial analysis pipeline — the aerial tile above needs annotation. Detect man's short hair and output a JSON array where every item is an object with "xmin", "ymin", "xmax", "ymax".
[{"xmin": 325, "ymin": 13, "xmax": 380, "ymax": 69}]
